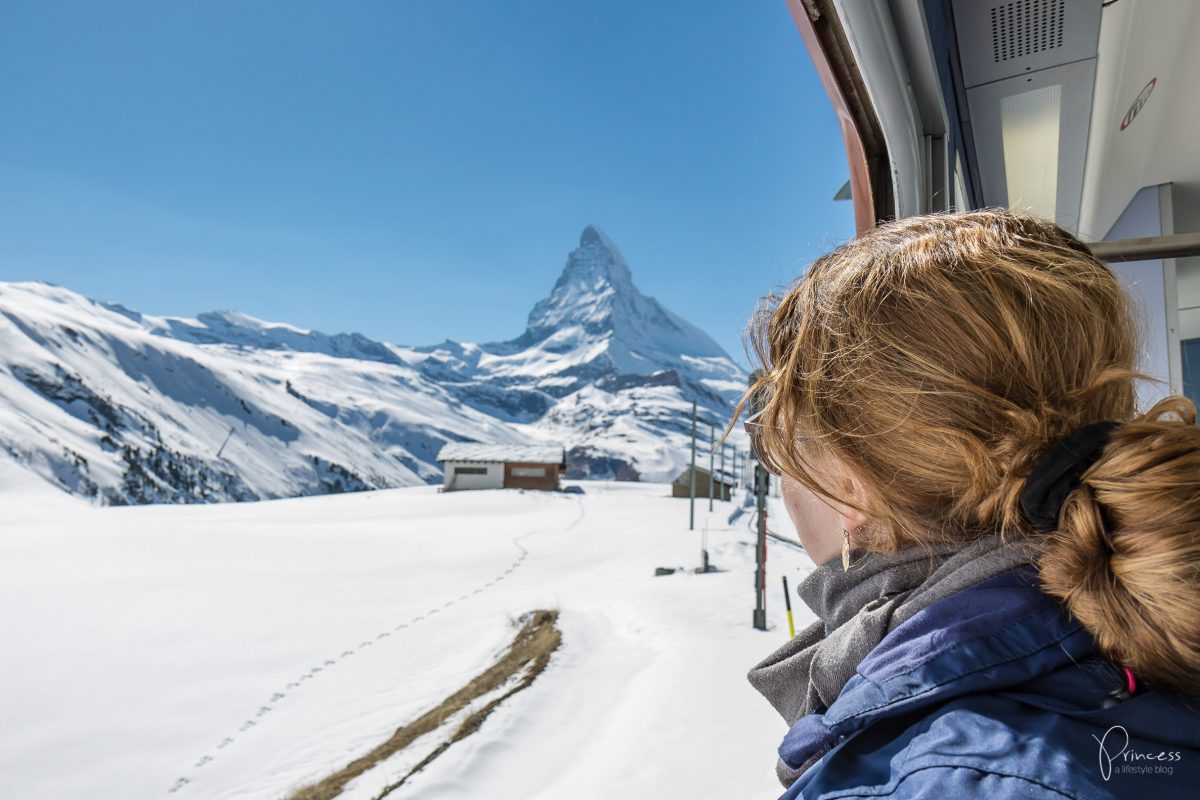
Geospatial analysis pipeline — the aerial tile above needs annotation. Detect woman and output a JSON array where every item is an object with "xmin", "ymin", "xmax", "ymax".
[{"xmin": 739, "ymin": 210, "xmax": 1200, "ymax": 798}]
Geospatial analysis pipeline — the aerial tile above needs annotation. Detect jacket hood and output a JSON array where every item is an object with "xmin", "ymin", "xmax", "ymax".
[{"xmin": 778, "ymin": 565, "xmax": 1200, "ymax": 772}]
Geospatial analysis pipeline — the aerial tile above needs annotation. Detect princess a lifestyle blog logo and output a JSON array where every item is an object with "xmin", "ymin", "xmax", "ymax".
[{"xmin": 1094, "ymin": 725, "xmax": 1182, "ymax": 780}]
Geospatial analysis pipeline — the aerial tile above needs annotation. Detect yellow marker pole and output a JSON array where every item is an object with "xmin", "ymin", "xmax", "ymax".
[{"xmin": 782, "ymin": 575, "xmax": 796, "ymax": 638}]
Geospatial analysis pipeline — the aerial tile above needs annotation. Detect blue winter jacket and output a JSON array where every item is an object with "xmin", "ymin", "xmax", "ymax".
[{"xmin": 777, "ymin": 565, "xmax": 1200, "ymax": 798}]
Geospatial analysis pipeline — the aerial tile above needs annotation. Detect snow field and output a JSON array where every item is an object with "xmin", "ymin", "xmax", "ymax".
[{"xmin": 0, "ymin": 475, "xmax": 814, "ymax": 800}]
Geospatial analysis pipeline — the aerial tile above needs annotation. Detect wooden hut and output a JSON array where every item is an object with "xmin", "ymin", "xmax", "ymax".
[
  {"xmin": 671, "ymin": 465, "xmax": 734, "ymax": 501},
  {"xmin": 436, "ymin": 443, "xmax": 567, "ymax": 491}
]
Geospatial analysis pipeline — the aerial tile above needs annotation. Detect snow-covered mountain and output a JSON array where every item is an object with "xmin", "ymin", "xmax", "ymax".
[{"xmin": 0, "ymin": 226, "xmax": 747, "ymax": 504}]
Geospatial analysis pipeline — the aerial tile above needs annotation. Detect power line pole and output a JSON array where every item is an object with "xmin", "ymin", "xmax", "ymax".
[
  {"xmin": 708, "ymin": 423, "xmax": 715, "ymax": 511},
  {"xmin": 689, "ymin": 401, "xmax": 697, "ymax": 531},
  {"xmin": 719, "ymin": 441, "xmax": 726, "ymax": 502},
  {"xmin": 749, "ymin": 371, "xmax": 768, "ymax": 631},
  {"xmin": 754, "ymin": 457, "xmax": 769, "ymax": 630}
]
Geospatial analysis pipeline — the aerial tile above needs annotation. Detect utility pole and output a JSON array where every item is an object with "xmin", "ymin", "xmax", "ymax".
[
  {"xmin": 749, "ymin": 370, "xmax": 768, "ymax": 631},
  {"xmin": 708, "ymin": 423, "xmax": 715, "ymax": 511},
  {"xmin": 689, "ymin": 401, "xmax": 697, "ymax": 531},
  {"xmin": 754, "ymin": 457, "xmax": 769, "ymax": 630},
  {"xmin": 719, "ymin": 441, "xmax": 726, "ymax": 503}
]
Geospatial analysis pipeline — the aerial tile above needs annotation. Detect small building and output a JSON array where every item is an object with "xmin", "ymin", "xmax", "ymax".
[
  {"xmin": 671, "ymin": 466, "xmax": 735, "ymax": 501},
  {"xmin": 436, "ymin": 443, "xmax": 567, "ymax": 492}
]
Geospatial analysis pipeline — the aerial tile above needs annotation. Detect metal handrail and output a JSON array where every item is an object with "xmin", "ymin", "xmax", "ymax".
[{"xmin": 1087, "ymin": 233, "xmax": 1200, "ymax": 263}]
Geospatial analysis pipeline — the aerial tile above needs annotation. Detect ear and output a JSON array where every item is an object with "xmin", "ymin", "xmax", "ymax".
[{"xmin": 837, "ymin": 474, "xmax": 870, "ymax": 535}]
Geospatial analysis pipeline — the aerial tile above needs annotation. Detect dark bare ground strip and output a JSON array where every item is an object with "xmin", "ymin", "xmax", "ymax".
[{"xmin": 287, "ymin": 610, "xmax": 562, "ymax": 800}]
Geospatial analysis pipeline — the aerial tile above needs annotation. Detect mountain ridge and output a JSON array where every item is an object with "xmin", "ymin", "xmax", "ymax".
[{"xmin": 0, "ymin": 227, "xmax": 746, "ymax": 503}]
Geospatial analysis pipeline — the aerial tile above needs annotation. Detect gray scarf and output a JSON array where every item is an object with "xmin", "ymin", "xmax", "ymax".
[{"xmin": 747, "ymin": 533, "xmax": 1038, "ymax": 786}]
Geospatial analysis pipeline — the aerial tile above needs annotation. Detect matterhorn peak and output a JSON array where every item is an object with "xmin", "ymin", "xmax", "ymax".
[
  {"xmin": 553, "ymin": 224, "xmax": 634, "ymax": 294},
  {"xmin": 579, "ymin": 223, "xmax": 617, "ymax": 250},
  {"xmin": 515, "ymin": 225, "xmax": 728, "ymax": 369}
]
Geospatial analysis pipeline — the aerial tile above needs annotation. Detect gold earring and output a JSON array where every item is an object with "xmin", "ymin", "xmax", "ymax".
[{"xmin": 842, "ymin": 528, "xmax": 851, "ymax": 571}]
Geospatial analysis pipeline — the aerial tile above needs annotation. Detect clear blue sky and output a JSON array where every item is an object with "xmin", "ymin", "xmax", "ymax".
[{"xmin": 0, "ymin": 0, "xmax": 853, "ymax": 366}]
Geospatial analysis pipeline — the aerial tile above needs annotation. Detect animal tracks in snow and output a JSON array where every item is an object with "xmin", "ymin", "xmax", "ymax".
[
  {"xmin": 166, "ymin": 530, "xmax": 541, "ymax": 794},
  {"xmin": 166, "ymin": 496, "xmax": 584, "ymax": 795}
]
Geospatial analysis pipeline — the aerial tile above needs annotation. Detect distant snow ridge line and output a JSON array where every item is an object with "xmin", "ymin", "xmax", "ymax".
[{"xmin": 0, "ymin": 227, "xmax": 746, "ymax": 504}]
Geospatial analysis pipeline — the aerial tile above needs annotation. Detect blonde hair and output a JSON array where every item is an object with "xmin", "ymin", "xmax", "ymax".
[{"xmin": 738, "ymin": 209, "xmax": 1200, "ymax": 694}]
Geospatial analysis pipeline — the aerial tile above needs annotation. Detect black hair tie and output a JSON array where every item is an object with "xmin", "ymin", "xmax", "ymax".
[{"xmin": 1019, "ymin": 421, "xmax": 1120, "ymax": 532}]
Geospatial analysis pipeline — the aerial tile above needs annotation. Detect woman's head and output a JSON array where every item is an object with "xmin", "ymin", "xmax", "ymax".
[{"xmin": 740, "ymin": 209, "xmax": 1200, "ymax": 693}]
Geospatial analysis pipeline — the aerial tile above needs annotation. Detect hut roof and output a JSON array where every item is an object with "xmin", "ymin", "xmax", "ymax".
[
  {"xmin": 672, "ymin": 465, "xmax": 736, "ymax": 485},
  {"xmin": 436, "ymin": 443, "xmax": 566, "ymax": 465}
]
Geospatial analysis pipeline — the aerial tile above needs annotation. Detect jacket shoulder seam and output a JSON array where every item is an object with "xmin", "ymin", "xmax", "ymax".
[{"xmin": 821, "ymin": 763, "xmax": 1080, "ymax": 799}]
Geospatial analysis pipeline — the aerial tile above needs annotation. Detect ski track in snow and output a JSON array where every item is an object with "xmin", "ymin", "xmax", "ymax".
[{"xmin": 166, "ymin": 496, "xmax": 586, "ymax": 796}]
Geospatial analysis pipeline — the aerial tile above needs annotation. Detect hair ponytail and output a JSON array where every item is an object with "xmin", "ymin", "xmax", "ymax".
[{"xmin": 1038, "ymin": 395, "xmax": 1200, "ymax": 694}]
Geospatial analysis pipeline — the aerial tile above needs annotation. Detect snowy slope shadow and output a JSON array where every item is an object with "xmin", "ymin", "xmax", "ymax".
[{"xmin": 286, "ymin": 610, "xmax": 562, "ymax": 800}]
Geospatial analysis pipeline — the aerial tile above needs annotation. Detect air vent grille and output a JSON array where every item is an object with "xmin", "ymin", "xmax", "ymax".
[{"xmin": 990, "ymin": 0, "xmax": 1065, "ymax": 64}]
